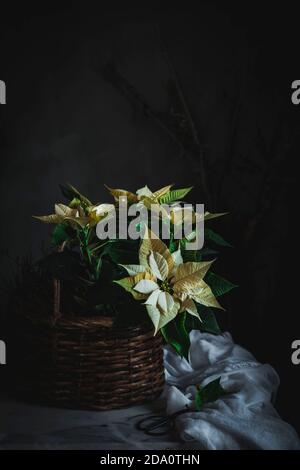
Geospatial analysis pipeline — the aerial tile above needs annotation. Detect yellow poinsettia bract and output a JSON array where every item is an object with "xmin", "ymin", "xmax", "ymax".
[
  {"xmin": 105, "ymin": 184, "xmax": 173, "ymax": 205},
  {"xmin": 115, "ymin": 227, "xmax": 223, "ymax": 334},
  {"xmin": 33, "ymin": 202, "xmax": 115, "ymax": 229}
]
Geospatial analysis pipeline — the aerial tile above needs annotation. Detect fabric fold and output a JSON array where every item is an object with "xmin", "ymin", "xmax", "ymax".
[{"xmin": 163, "ymin": 330, "xmax": 300, "ymax": 450}]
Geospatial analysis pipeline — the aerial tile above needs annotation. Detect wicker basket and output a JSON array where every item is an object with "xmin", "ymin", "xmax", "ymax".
[{"xmin": 10, "ymin": 278, "xmax": 165, "ymax": 410}]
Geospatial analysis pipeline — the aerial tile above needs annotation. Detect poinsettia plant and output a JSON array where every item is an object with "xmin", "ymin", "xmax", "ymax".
[{"xmin": 34, "ymin": 183, "xmax": 236, "ymax": 358}]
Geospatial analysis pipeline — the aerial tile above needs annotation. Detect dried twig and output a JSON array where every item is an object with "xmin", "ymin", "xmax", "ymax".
[
  {"xmin": 244, "ymin": 117, "xmax": 290, "ymax": 244},
  {"xmin": 101, "ymin": 60, "xmax": 212, "ymax": 206},
  {"xmin": 102, "ymin": 61, "xmax": 185, "ymax": 151},
  {"xmin": 216, "ymin": 59, "xmax": 248, "ymax": 207},
  {"xmin": 155, "ymin": 24, "xmax": 211, "ymax": 207}
]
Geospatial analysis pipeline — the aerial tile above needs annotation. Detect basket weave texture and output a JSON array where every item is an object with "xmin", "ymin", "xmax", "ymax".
[{"xmin": 11, "ymin": 277, "xmax": 165, "ymax": 410}]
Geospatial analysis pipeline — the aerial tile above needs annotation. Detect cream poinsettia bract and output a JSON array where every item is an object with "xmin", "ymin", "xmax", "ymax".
[
  {"xmin": 105, "ymin": 184, "xmax": 173, "ymax": 205},
  {"xmin": 33, "ymin": 202, "xmax": 115, "ymax": 228},
  {"xmin": 105, "ymin": 184, "xmax": 226, "ymax": 228},
  {"xmin": 115, "ymin": 227, "xmax": 223, "ymax": 334}
]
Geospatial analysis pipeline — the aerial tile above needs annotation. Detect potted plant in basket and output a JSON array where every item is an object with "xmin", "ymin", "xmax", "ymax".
[{"xmin": 9, "ymin": 183, "xmax": 235, "ymax": 410}]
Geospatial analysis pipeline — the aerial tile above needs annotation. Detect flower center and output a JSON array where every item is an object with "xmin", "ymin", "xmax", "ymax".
[{"xmin": 158, "ymin": 279, "xmax": 173, "ymax": 294}]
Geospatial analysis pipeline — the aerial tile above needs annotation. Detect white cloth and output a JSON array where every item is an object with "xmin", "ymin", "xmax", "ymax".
[{"xmin": 163, "ymin": 330, "xmax": 300, "ymax": 450}]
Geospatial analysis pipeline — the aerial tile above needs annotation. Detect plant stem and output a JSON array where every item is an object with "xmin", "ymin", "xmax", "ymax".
[{"xmin": 77, "ymin": 228, "xmax": 96, "ymax": 280}]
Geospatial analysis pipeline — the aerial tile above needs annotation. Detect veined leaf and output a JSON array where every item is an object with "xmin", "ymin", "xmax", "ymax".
[
  {"xmin": 199, "ymin": 247, "xmax": 219, "ymax": 258},
  {"xmin": 51, "ymin": 223, "xmax": 73, "ymax": 247},
  {"xmin": 194, "ymin": 387, "xmax": 204, "ymax": 411},
  {"xmin": 104, "ymin": 239, "xmax": 139, "ymax": 265},
  {"xmin": 153, "ymin": 184, "xmax": 173, "ymax": 199},
  {"xmin": 196, "ymin": 305, "xmax": 221, "ymax": 334},
  {"xmin": 173, "ymin": 260, "xmax": 215, "ymax": 287},
  {"xmin": 161, "ymin": 312, "xmax": 190, "ymax": 359},
  {"xmin": 69, "ymin": 197, "xmax": 81, "ymax": 208},
  {"xmin": 104, "ymin": 184, "xmax": 138, "ymax": 203},
  {"xmin": 139, "ymin": 226, "xmax": 173, "ymax": 274},
  {"xmin": 192, "ymin": 280, "xmax": 224, "ymax": 310},
  {"xmin": 113, "ymin": 271, "xmax": 153, "ymax": 300},
  {"xmin": 161, "ymin": 328, "xmax": 184, "ymax": 357},
  {"xmin": 159, "ymin": 187, "xmax": 193, "ymax": 204},
  {"xmin": 194, "ymin": 377, "xmax": 227, "ymax": 411},
  {"xmin": 119, "ymin": 264, "xmax": 146, "ymax": 276},
  {"xmin": 183, "ymin": 247, "xmax": 218, "ymax": 263},
  {"xmin": 33, "ymin": 214, "xmax": 63, "ymax": 224},
  {"xmin": 204, "ymin": 212, "xmax": 228, "ymax": 221},
  {"xmin": 171, "ymin": 248, "xmax": 183, "ymax": 268},
  {"xmin": 204, "ymin": 228, "xmax": 232, "ymax": 247},
  {"xmin": 146, "ymin": 300, "xmax": 180, "ymax": 335},
  {"xmin": 169, "ymin": 239, "xmax": 179, "ymax": 254},
  {"xmin": 60, "ymin": 183, "xmax": 92, "ymax": 207},
  {"xmin": 181, "ymin": 298, "xmax": 200, "ymax": 319},
  {"xmin": 181, "ymin": 248, "xmax": 201, "ymax": 263},
  {"xmin": 136, "ymin": 185, "xmax": 154, "ymax": 198},
  {"xmin": 205, "ymin": 272, "xmax": 237, "ymax": 297},
  {"xmin": 149, "ymin": 251, "xmax": 169, "ymax": 281},
  {"xmin": 134, "ymin": 279, "xmax": 158, "ymax": 294}
]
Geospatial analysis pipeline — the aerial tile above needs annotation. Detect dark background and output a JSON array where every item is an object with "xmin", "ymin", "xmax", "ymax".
[{"xmin": 1, "ymin": 4, "xmax": 300, "ymax": 433}]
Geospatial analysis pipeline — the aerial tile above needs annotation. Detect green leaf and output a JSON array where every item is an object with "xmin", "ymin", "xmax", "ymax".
[
  {"xmin": 205, "ymin": 272, "xmax": 237, "ymax": 297},
  {"xmin": 51, "ymin": 223, "xmax": 73, "ymax": 247},
  {"xmin": 161, "ymin": 312, "xmax": 190, "ymax": 359},
  {"xmin": 196, "ymin": 305, "xmax": 221, "ymax": 334},
  {"xmin": 59, "ymin": 183, "xmax": 92, "ymax": 207},
  {"xmin": 95, "ymin": 256, "xmax": 103, "ymax": 279},
  {"xmin": 199, "ymin": 247, "xmax": 219, "ymax": 259},
  {"xmin": 194, "ymin": 377, "xmax": 227, "ymax": 411},
  {"xmin": 194, "ymin": 388, "xmax": 204, "ymax": 411},
  {"xmin": 181, "ymin": 245, "xmax": 218, "ymax": 263},
  {"xmin": 69, "ymin": 197, "xmax": 81, "ymax": 208},
  {"xmin": 161, "ymin": 327, "xmax": 184, "ymax": 357},
  {"xmin": 204, "ymin": 228, "xmax": 232, "ymax": 247},
  {"xmin": 159, "ymin": 187, "xmax": 193, "ymax": 204},
  {"xmin": 169, "ymin": 239, "xmax": 179, "ymax": 254},
  {"xmin": 182, "ymin": 249, "xmax": 203, "ymax": 263},
  {"xmin": 204, "ymin": 212, "xmax": 228, "ymax": 221},
  {"xmin": 105, "ymin": 240, "xmax": 139, "ymax": 265}
]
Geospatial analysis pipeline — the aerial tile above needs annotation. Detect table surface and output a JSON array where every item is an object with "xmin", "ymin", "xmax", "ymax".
[{"xmin": 0, "ymin": 394, "xmax": 192, "ymax": 450}]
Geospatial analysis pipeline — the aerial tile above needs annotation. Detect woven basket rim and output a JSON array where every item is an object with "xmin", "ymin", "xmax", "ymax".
[{"xmin": 52, "ymin": 316, "xmax": 154, "ymax": 332}]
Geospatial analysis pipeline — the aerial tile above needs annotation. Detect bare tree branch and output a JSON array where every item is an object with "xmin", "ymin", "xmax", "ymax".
[{"xmin": 155, "ymin": 23, "xmax": 211, "ymax": 207}]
